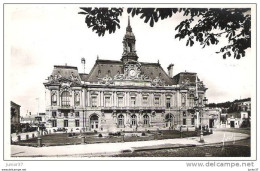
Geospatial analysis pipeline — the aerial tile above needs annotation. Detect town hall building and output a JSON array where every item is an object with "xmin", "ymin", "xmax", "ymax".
[{"xmin": 43, "ymin": 18, "xmax": 209, "ymax": 133}]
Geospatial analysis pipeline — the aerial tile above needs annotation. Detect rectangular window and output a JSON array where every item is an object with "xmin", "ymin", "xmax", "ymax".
[
  {"xmin": 142, "ymin": 97, "xmax": 148, "ymax": 106},
  {"xmin": 183, "ymin": 118, "xmax": 186, "ymax": 125},
  {"xmin": 166, "ymin": 98, "xmax": 171, "ymax": 108},
  {"xmin": 64, "ymin": 120, "xmax": 68, "ymax": 127},
  {"xmin": 181, "ymin": 94, "xmax": 186, "ymax": 106},
  {"xmin": 130, "ymin": 97, "xmax": 136, "ymax": 106},
  {"xmin": 52, "ymin": 111, "xmax": 57, "ymax": 118},
  {"xmin": 199, "ymin": 95, "xmax": 203, "ymax": 105},
  {"xmin": 105, "ymin": 97, "xmax": 110, "ymax": 107},
  {"xmin": 183, "ymin": 112, "xmax": 186, "ymax": 117},
  {"xmin": 118, "ymin": 97, "xmax": 123, "ymax": 107},
  {"xmin": 52, "ymin": 120, "xmax": 57, "ymax": 127},
  {"xmin": 64, "ymin": 112, "xmax": 68, "ymax": 118},
  {"xmin": 75, "ymin": 112, "xmax": 79, "ymax": 117},
  {"xmin": 51, "ymin": 94, "xmax": 57, "ymax": 106},
  {"xmin": 91, "ymin": 96, "xmax": 97, "ymax": 107},
  {"xmin": 61, "ymin": 92, "xmax": 70, "ymax": 107},
  {"xmin": 191, "ymin": 117, "xmax": 195, "ymax": 125},
  {"xmin": 189, "ymin": 95, "xmax": 194, "ymax": 107},
  {"xmin": 74, "ymin": 95, "xmax": 80, "ymax": 106},
  {"xmin": 154, "ymin": 97, "xmax": 160, "ymax": 106},
  {"xmin": 75, "ymin": 120, "xmax": 79, "ymax": 127}
]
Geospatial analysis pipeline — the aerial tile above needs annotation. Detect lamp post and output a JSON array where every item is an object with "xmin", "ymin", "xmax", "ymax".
[{"xmin": 194, "ymin": 97, "xmax": 204, "ymax": 143}]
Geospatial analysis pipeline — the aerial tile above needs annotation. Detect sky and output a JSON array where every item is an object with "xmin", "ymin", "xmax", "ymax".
[{"xmin": 5, "ymin": 5, "xmax": 255, "ymax": 116}]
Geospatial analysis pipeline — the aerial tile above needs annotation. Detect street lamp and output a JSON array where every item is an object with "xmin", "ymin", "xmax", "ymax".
[{"xmin": 194, "ymin": 97, "xmax": 204, "ymax": 143}]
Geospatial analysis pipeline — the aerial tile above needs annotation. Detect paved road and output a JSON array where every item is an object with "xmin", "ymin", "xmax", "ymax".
[{"xmin": 11, "ymin": 131, "xmax": 249, "ymax": 157}]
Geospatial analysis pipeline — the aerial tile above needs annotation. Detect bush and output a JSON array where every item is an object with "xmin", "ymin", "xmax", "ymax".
[
  {"xmin": 147, "ymin": 130, "xmax": 150, "ymax": 133},
  {"xmin": 68, "ymin": 133, "xmax": 76, "ymax": 137},
  {"xmin": 141, "ymin": 132, "xmax": 146, "ymax": 136},
  {"xmin": 94, "ymin": 130, "xmax": 98, "ymax": 134},
  {"xmin": 98, "ymin": 133, "xmax": 102, "ymax": 137},
  {"xmin": 108, "ymin": 132, "xmax": 121, "ymax": 136}
]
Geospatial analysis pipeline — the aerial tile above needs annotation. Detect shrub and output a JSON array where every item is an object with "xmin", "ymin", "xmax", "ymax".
[
  {"xmin": 94, "ymin": 130, "xmax": 98, "ymax": 134},
  {"xmin": 141, "ymin": 132, "xmax": 146, "ymax": 136},
  {"xmin": 147, "ymin": 130, "xmax": 150, "ymax": 133},
  {"xmin": 98, "ymin": 133, "xmax": 102, "ymax": 137}
]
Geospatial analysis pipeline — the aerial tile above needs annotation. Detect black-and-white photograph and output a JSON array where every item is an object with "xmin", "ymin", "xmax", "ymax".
[{"xmin": 3, "ymin": 3, "xmax": 256, "ymax": 164}]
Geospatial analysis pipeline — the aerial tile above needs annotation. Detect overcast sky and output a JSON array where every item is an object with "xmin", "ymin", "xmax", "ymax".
[{"xmin": 5, "ymin": 5, "xmax": 254, "ymax": 116}]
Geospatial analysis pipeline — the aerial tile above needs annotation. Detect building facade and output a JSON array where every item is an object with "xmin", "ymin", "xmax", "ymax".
[
  {"xmin": 44, "ymin": 18, "xmax": 209, "ymax": 133},
  {"xmin": 11, "ymin": 101, "xmax": 21, "ymax": 133}
]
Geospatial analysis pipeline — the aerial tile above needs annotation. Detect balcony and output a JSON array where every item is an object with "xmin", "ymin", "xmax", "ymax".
[{"xmin": 100, "ymin": 106, "xmax": 166, "ymax": 111}]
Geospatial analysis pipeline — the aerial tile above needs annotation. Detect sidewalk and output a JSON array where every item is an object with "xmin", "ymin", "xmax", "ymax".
[{"xmin": 11, "ymin": 131, "xmax": 249, "ymax": 157}]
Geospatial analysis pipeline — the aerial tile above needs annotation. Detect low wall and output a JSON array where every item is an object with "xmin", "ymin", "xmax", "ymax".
[{"xmin": 11, "ymin": 131, "xmax": 49, "ymax": 142}]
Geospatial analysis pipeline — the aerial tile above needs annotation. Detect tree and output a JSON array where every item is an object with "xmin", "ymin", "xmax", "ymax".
[
  {"xmin": 11, "ymin": 107, "xmax": 16, "ymax": 119},
  {"xmin": 79, "ymin": 7, "xmax": 251, "ymax": 59}
]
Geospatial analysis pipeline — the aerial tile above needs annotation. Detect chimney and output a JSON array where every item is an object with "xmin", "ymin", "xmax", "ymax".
[{"xmin": 167, "ymin": 64, "xmax": 174, "ymax": 78}]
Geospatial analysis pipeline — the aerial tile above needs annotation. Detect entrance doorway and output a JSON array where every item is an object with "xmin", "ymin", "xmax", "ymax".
[
  {"xmin": 90, "ymin": 114, "xmax": 99, "ymax": 131},
  {"xmin": 209, "ymin": 119, "xmax": 214, "ymax": 128},
  {"xmin": 230, "ymin": 121, "xmax": 235, "ymax": 128},
  {"xmin": 165, "ymin": 114, "xmax": 174, "ymax": 128}
]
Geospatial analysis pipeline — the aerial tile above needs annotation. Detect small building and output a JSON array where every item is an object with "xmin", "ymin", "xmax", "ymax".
[
  {"xmin": 20, "ymin": 115, "xmax": 37, "ymax": 124},
  {"xmin": 206, "ymin": 108, "xmax": 221, "ymax": 128},
  {"xmin": 226, "ymin": 111, "xmax": 250, "ymax": 128}
]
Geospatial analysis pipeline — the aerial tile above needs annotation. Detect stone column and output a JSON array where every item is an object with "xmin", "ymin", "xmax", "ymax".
[
  {"xmin": 57, "ymin": 90, "xmax": 60, "ymax": 106},
  {"xmin": 126, "ymin": 92, "xmax": 129, "ymax": 107},
  {"xmin": 124, "ymin": 92, "xmax": 127, "ymax": 106},
  {"xmin": 82, "ymin": 89, "xmax": 86, "ymax": 107},
  {"xmin": 100, "ymin": 91, "xmax": 104, "ymax": 107},
  {"xmin": 114, "ymin": 92, "xmax": 117, "ymax": 107},
  {"xmin": 80, "ymin": 89, "xmax": 83, "ymax": 107},
  {"xmin": 110, "ymin": 91, "xmax": 113, "ymax": 107},
  {"xmin": 150, "ymin": 93, "xmax": 154, "ymax": 107},
  {"xmin": 87, "ymin": 91, "xmax": 90, "ymax": 107},
  {"xmin": 162, "ymin": 93, "xmax": 165, "ymax": 107},
  {"xmin": 71, "ymin": 90, "xmax": 75, "ymax": 107},
  {"xmin": 98, "ymin": 91, "xmax": 101, "ymax": 107},
  {"xmin": 137, "ymin": 92, "xmax": 141, "ymax": 107}
]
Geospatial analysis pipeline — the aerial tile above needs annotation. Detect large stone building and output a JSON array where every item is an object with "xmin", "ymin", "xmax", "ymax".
[{"xmin": 44, "ymin": 18, "xmax": 209, "ymax": 133}]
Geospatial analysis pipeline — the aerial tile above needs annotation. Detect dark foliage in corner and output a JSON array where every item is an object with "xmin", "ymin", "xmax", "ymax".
[{"xmin": 79, "ymin": 7, "xmax": 251, "ymax": 59}]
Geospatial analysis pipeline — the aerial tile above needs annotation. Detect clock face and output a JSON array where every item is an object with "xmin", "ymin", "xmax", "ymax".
[{"xmin": 129, "ymin": 70, "xmax": 136, "ymax": 77}]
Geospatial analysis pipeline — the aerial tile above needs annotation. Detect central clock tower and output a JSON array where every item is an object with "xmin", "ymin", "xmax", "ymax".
[
  {"xmin": 121, "ymin": 16, "xmax": 139, "ymax": 63},
  {"xmin": 123, "ymin": 61, "xmax": 141, "ymax": 79}
]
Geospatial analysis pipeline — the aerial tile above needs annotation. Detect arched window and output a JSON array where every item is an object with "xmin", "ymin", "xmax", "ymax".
[
  {"xmin": 143, "ymin": 115, "xmax": 149, "ymax": 126},
  {"xmin": 98, "ymin": 70, "xmax": 101, "ymax": 76},
  {"xmin": 131, "ymin": 114, "xmax": 137, "ymax": 126},
  {"xmin": 90, "ymin": 114, "xmax": 99, "ymax": 129},
  {"xmin": 61, "ymin": 91, "xmax": 70, "ymax": 107},
  {"xmin": 165, "ymin": 113, "xmax": 174, "ymax": 128},
  {"xmin": 118, "ymin": 114, "xmax": 124, "ymax": 127}
]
